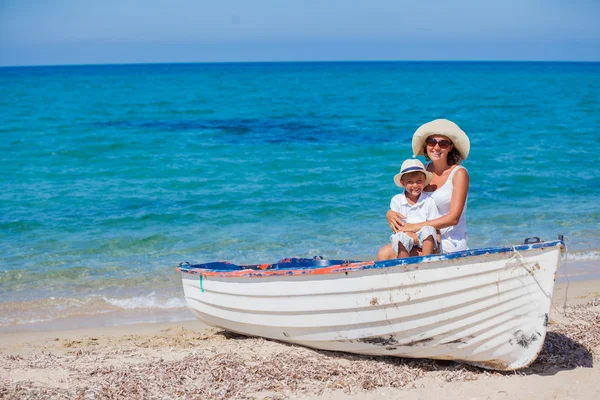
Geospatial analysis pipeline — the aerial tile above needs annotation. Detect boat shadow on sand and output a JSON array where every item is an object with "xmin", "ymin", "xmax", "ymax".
[
  {"xmin": 217, "ymin": 330, "xmax": 593, "ymax": 377},
  {"xmin": 525, "ymin": 331, "xmax": 594, "ymax": 374}
]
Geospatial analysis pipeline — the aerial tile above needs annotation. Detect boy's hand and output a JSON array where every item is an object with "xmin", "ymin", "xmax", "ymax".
[
  {"xmin": 386, "ymin": 210, "xmax": 405, "ymax": 233},
  {"xmin": 404, "ymin": 231, "xmax": 418, "ymax": 241}
]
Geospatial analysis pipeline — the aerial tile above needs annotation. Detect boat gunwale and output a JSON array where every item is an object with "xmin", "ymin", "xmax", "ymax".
[{"xmin": 177, "ymin": 240, "xmax": 564, "ymax": 278}]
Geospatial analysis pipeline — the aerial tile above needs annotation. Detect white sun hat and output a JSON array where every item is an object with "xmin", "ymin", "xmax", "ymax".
[
  {"xmin": 411, "ymin": 119, "xmax": 470, "ymax": 160},
  {"xmin": 393, "ymin": 159, "xmax": 433, "ymax": 188}
]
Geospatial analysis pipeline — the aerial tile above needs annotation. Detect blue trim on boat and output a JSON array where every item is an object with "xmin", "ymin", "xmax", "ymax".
[
  {"xmin": 177, "ymin": 240, "xmax": 564, "ymax": 274},
  {"xmin": 375, "ymin": 240, "xmax": 563, "ymax": 268}
]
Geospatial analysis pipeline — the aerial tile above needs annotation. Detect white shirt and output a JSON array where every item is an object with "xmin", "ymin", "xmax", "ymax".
[{"xmin": 390, "ymin": 192, "xmax": 440, "ymax": 225}]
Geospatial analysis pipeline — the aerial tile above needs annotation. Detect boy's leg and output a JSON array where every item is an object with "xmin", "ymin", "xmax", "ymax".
[
  {"xmin": 403, "ymin": 232, "xmax": 421, "ymax": 256},
  {"xmin": 390, "ymin": 232, "xmax": 414, "ymax": 258},
  {"xmin": 416, "ymin": 226, "xmax": 438, "ymax": 256},
  {"xmin": 397, "ymin": 241, "xmax": 411, "ymax": 258},
  {"xmin": 420, "ymin": 236, "xmax": 434, "ymax": 255},
  {"xmin": 409, "ymin": 247, "xmax": 421, "ymax": 257}
]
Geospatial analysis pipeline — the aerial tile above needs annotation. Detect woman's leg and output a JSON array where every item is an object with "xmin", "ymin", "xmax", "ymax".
[{"xmin": 377, "ymin": 244, "xmax": 396, "ymax": 260}]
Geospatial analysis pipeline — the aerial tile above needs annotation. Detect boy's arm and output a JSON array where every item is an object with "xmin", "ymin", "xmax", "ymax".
[
  {"xmin": 388, "ymin": 195, "xmax": 405, "ymax": 233},
  {"xmin": 389, "ymin": 195, "xmax": 400, "ymax": 212}
]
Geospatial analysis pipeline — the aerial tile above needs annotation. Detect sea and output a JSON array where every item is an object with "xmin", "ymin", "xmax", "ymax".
[{"xmin": 1, "ymin": 61, "xmax": 599, "ymax": 331}]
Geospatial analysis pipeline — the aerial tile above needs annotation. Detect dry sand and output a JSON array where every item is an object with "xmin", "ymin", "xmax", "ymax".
[{"xmin": 1, "ymin": 280, "xmax": 599, "ymax": 400}]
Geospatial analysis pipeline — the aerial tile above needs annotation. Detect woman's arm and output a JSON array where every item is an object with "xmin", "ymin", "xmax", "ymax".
[{"xmin": 400, "ymin": 168, "xmax": 469, "ymax": 232}]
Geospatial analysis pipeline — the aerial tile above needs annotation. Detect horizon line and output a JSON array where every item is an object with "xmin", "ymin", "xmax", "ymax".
[{"xmin": 2, "ymin": 59, "xmax": 600, "ymax": 69}]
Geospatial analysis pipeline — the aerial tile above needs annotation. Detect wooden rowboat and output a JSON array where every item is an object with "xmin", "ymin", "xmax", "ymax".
[{"xmin": 177, "ymin": 239, "xmax": 564, "ymax": 371}]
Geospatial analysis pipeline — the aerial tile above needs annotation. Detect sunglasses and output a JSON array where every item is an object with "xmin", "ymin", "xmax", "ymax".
[{"xmin": 426, "ymin": 138, "xmax": 453, "ymax": 149}]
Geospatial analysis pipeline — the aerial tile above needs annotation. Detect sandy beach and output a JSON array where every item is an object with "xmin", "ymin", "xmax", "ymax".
[{"xmin": 1, "ymin": 279, "xmax": 598, "ymax": 399}]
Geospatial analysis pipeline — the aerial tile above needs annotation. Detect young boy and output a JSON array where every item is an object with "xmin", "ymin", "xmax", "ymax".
[{"xmin": 389, "ymin": 159, "xmax": 440, "ymax": 258}]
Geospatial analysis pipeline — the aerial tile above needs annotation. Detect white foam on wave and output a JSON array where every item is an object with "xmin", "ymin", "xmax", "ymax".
[
  {"xmin": 0, "ymin": 292, "xmax": 188, "ymax": 329},
  {"xmin": 101, "ymin": 292, "xmax": 187, "ymax": 310},
  {"xmin": 562, "ymin": 249, "xmax": 600, "ymax": 261}
]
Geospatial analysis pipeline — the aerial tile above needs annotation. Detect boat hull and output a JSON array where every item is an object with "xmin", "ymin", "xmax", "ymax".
[{"xmin": 179, "ymin": 241, "xmax": 562, "ymax": 370}]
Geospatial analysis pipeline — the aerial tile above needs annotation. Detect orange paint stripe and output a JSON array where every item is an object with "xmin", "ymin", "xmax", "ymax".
[{"xmin": 177, "ymin": 261, "xmax": 375, "ymax": 278}]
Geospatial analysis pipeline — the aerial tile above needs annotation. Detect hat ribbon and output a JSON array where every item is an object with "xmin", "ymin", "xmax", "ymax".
[{"xmin": 401, "ymin": 166, "xmax": 424, "ymax": 174}]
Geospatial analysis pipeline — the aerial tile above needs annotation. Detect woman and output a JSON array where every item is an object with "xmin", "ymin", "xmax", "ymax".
[{"xmin": 377, "ymin": 119, "xmax": 470, "ymax": 260}]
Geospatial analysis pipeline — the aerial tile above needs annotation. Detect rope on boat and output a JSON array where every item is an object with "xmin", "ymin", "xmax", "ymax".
[
  {"xmin": 511, "ymin": 246, "xmax": 552, "ymax": 300},
  {"xmin": 561, "ymin": 241, "xmax": 571, "ymax": 315},
  {"xmin": 512, "ymin": 243, "xmax": 572, "ymax": 317}
]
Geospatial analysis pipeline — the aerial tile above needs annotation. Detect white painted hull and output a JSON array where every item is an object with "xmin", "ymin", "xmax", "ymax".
[{"xmin": 180, "ymin": 242, "xmax": 562, "ymax": 370}]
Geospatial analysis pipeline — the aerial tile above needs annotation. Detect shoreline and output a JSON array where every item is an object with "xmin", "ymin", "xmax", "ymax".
[{"xmin": 1, "ymin": 280, "xmax": 599, "ymax": 399}]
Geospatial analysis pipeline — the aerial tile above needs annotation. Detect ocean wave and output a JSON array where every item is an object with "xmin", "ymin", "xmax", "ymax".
[
  {"xmin": 562, "ymin": 249, "xmax": 600, "ymax": 261},
  {"xmin": 0, "ymin": 293, "xmax": 187, "ymax": 328},
  {"xmin": 101, "ymin": 292, "xmax": 186, "ymax": 310}
]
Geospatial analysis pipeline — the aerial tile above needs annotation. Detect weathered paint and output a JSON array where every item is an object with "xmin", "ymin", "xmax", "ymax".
[
  {"xmin": 510, "ymin": 330, "xmax": 542, "ymax": 349},
  {"xmin": 475, "ymin": 359, "xmax": 510, "ymax": 370},
  {"xmin": 177, "ymin": 240, "xmax": 564, "ymax": 278},
  {"xmin": 360, "ymin": 335, "xmax": 398, "ymax": 346}
]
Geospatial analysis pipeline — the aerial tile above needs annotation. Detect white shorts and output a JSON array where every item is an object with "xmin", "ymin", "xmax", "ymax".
[{"xmin": 390, "ymin": 226, "xmax": 438, "ymax": 255}]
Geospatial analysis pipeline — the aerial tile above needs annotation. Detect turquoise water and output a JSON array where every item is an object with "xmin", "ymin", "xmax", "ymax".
[{"xmin": 1, "ymin": 62, "xmax": 599, "ymax": 328}]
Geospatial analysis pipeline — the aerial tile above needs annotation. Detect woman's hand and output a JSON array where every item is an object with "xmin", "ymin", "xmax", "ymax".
[
  {"xmin": 400, "ymin": 223, "xmax": 421, "ymax": 233},
  {"xmin": 386, "ymin": 210, "xmax": 405, "ymax": 233}
]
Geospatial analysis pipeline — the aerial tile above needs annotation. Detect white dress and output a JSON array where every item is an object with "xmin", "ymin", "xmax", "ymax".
[{"xmin": 427, "ymin": 165, "xmax": 469, "ymax": 253}]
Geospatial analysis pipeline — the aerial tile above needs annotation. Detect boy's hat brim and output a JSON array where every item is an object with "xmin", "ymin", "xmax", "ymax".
[
  {"xmin": 412, "ymin": 119, "xmax": 470, "ymax": 160},
  {"xmin": 394, "ymin": 159, "xmax": 433, "ymax": 188}
]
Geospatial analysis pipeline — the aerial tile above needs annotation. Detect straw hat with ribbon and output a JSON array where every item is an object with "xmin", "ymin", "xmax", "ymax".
[
  {"xmin": 411, "ymin": 119, "xmax": 470, "ymax": 160},
  {"xmin": 394, "ymin": 159, "xmax": 433, "ymax": 188}
]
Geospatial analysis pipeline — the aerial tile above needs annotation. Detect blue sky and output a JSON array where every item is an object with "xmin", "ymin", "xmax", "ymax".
[{"xmin": 1, "ymin": 0, "xmax": 599, "ymax": 66}]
